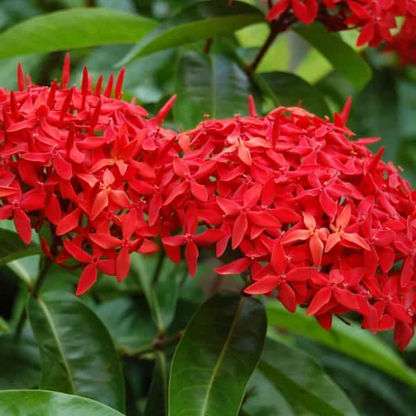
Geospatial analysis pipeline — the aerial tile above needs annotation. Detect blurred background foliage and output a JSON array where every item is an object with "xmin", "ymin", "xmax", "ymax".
[{"xmin": 0, "ymin": 0, "xmax": 415, "ymax": 415}]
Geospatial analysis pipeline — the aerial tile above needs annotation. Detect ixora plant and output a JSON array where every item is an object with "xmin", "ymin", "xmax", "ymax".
[
  {"xmin": 0, "ymin": 55, "xmax": 414, "ymax": 412},
  {"xmin": 1, "ymin": 1, "xmax": 416, "ymax": 416},
  {"xmin": 2, "ymin": 56, "xmax": 415, "ymax": 345}
]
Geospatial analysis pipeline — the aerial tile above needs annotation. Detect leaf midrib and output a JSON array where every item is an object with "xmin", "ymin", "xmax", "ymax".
[
  {"xmin": 199, "ymin": 297, "xmax": 245, "ymax": 416},
  {"xmin": 37, "ymin": 298, "xmax": 77, "ymax": 394},
  {"xmin": 259, "ymin": 360, "xmax": 346, "ymax": 416},
  {"xmin": 7, "ymin": 260, "xmax": 32, "ymax": 286}
]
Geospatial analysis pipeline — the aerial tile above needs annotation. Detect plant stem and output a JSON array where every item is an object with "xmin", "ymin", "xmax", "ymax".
[
  {"xmin": 14, "ymin": 309, "xmax": 27, "ymax": 341},
  {"xmin": 203, "ymin": 38, "xmax": 213, "ymax": 54},
  {"xmin": 152, "ymin": 250, "xmax": 166, "ymax": 286},
  {"xmin": 14, "ymin": 257, "xmax": 52, "ymax": 340},
  {"xmin": 153, "ymin": 331, "xmax": 183, "ymax": 351},
  {"xmin": 32, "ymin": 257, "xmax": 52, "ymax": 299},
  {"xmin": 123, "ymin": 331, "xmax": 183, "ymax": 358},
  {"xmin": 246, "ymin": 12, "xmax": 297, "ymax": 74},
  {"xmin": 247, "ymin": 25, "xmax": 280, "ymax": 74}
]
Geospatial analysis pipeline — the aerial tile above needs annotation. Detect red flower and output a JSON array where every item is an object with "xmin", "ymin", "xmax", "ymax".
[
  {"xmin": 216, "ymin": 184, "xmax": 280, "ymax": 249},
  {"xmin": 268, "ymin": 0, "xmax": 318, "ymax": 24},
  {"xmin": 0, "ymin": 188, "xmax": 45, "ymax": 244},
  {"xmin": 245, "ymin": 242, "xmax": 318, "ymax": 312},
  {"xmin": 325, "ymin": 204, "xmax": 370, "ymax": 253},
  {"xmin": 63, "ymin": 239, "xmax": 116, "ymax": 295},
  {"xmin": 162, "ymin": 203, "xmax": 223, "ymax": 277},
  {"xmin": 1, "ymin": 57, "xmax": 415, "ymax": 350},
  {"xmin": 306, "ymin": 267, "xmax": 364, "ymax": 316},
  {"xmin": 282, "ymin": 212, "xmax": 329, "ymax": 266},
  {"xmin": 265, "ymin": 0, "xmax": 413, "ymax": 49}
]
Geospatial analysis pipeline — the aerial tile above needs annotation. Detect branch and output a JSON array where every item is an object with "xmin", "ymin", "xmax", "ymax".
[
  {"xmin": 123, "ymin": 331, "xmax": 183, "ymax": 358},
  {"xmin": 247, "ymin": 30, "xmax": 279, "ymax": 74},
  {"xmin": 14, "ymin": 257, "xmax": 52, "ymax": 340},
  {"xmin": 203, "ymin": 38, "xmax": 213, "ymax": 54},
  {"xmin": 246, "ymin": 13, "xmax": 296, "ymax": 74}
]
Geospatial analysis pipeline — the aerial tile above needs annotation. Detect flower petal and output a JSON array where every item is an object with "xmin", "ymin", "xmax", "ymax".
[
  {"xmin": 185, "ymin": 240, "xmax": 199, "ymax": 277},
  {"xmin": 307, "ymin": 287, "xmax": 332, "ymax": 315},
  {"xmin": 244, "ymin": 276, "xmax": 279, "ymax": 295},
  {"xmin": 76, "ymin": 263, "xmax": 97, "ymax": 295}
]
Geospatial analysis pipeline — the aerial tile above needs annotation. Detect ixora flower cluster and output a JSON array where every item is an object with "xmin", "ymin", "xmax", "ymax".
[
  {"xmin": 385, "ymin": 17, "xmax": 416, "ymax": 66},
  {"xmin": 0, "ymin": 60, "xmax": 415, "ymax": 349},
  {"xmin": 265, "ymin": 0, "xmax": 416, "ymax": 47}
]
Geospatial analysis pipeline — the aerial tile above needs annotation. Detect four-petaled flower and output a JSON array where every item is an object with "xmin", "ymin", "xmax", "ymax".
[
  {"xmin": 282, "ymin": 212, "xmax": 329, "ymax": 266},
  {"xmin": 245, "ymin": 242, "xmax": 318, "ymax": 313}
]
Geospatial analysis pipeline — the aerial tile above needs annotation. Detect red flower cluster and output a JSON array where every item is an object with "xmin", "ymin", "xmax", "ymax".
[
  {"xmin": 1, "ymin": 60, "xmax": 415, "ymax": 349},
  {"xmin": 0, "ymin": 55, "xmax": 177, "ymax": 294},
  {"xmin": 265, "ymin": 0, "xmax": 416, "ymax": 47},
  {"xmin": 176, "ymin": 102, "xmax": 416, "ymax": 350},
  {"xmin": 384, "ymin": 17, "xmax": 416, "ymax": 66}
]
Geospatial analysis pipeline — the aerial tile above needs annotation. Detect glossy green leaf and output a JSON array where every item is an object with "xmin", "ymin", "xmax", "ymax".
[
  {"xmin": 240, "ymin": 369, "xmax": 295, "ymax": 416},
  {"xmin": 259, "ymin": 71, "xmax": 331, "ymax": 117},
  {"xmin": 27, "ymin": 292, "xmax": 125, "ymax": 412},
  {"xmin": 96, "ymin": 296, "xmax": 157, "ymax": 353},
  {"xmin": 0, "ymin": 390, "xmax": 123, "ymax": 416},
  {"xmin": 295, "ymin": 48, "xmax": 333, "ymax": 85},
  {"xmin": 246, "ymin": 339, "xmax": 359, "ymax": 415},
  {"xmin": 399, "ymin": 79, "xmax": 416, "ymax": 141},
  {"xmin": 73, "ymin": 46, "xmax": 176, "ymax": 104},
  {"xmin": 0, "ymin": 229, "xmax": 40, "ymax": 268},
  {"xmin": 118, "ymin": 0, "xmax": 264, "ymax": 65},
  {"xmin": 174, "ymin": 51, "xmax": 256, "ymax": 129},
  {"xmin": 352, "ymin": 69, "xmax": 400, "ymax": 163},
  {"xmin": 321, "ymin": 351, "xmax": 416, "ymax": 416},
  {"xmin": 6, "ymin": 255, "xmax": 39, "ymax": 287},
  {"xmin": 0, "ymin": 317, "xmax": 9, "ymax": 333},
  {"xmin": 0, "ymin": 8, "xmax": 157, "ymax": 58},
  {"xmin": 316, "ymin": 71, "xmax": 356, "ymax": 111},
  {"xmin": 267, "ymin": 302, "xmax": 416, "ymax": 389},
  {"xmin": 295, "ymin": 23, "xmax": 372, "ymax": 90},
  {"xmin": 169, "ymin": 291, "xmax": 267, "ymax": 416},
  {"xmin": 0, "ymin": 331, "xmax": 40, "ymax": 390},
  {"xmin": 0, "ymin": 54, "xmax": 44, "ymax": 90},
  {"xmin": 144, "ymin": 352, "xmax": 168, "ymax": 416},
  {"xmin": 131, "ymin": 252, "xmax": 180, "ymax": 333}
]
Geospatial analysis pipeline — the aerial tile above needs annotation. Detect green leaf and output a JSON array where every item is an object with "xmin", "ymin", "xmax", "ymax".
[
  {"xmin": 399, "ymin": 79, "xmax": 416, "ymax": 141},
  {"xmin": 247, "ymin": 339, "xmax": 359, "ymax": 416},
  {"xmin": 0, "ymin": 317, "xmax": 9, "ymax": 333},
  {"xmin": 320, "ymin": 350, "xmax": 416, "ymax": 416},
  {"xmin": 73, "ymin": 46, "xmax": 176, "ymax": 104},
  {"xmin": 0, "ymin": 229, "xmax": 40, "ymax": 268},
  {"xmin": 96, "ymin": 296, "xmax": 158, "ymax": 353},
  {"xmin": 169, "ymin": 291, "xmax": 267, "ymax": 416},
  {"xmin": 294, "ymin": 23, "xmax": 372, "ymax": 90},
  {"xmin": 0, "ymin": 331, "xmax": 40, "ymax": 390},
  {"xmin": 266, "ymin": 302, "xmax": 416, "ymax": 389},
  {"xmin": 6, "ymin": 255, "xmax": 39, "ymax": 287},
  {"xmin": 174, "ymin": 51, "xmax": 256, "ymax": 129},
  {"xmin": 259, "ymin": 71, "xmax": 331, "ymax": 117},
  {"xmin": 0, "ymin": 8, "xmax": 157, "ymax": 59},
  {"xmin": 295, "ymin": 49, "xmax": 333, "ymax": 86},
  {"xmin": 351, "ymin": 69, "xmax": 400, "ymax": 163},
  {"xmin": 0, "ymin": 390, "xmax": 123, "ymax": 416},
  {"xmin": 27, "ymin": 292, "xmax": 125, "ymax": 412},
  {"xmin": 130, "ymin": 252, "xmax": 180, "ymax": 333},
  {"xmin": 144, "ymin": 352, "xmax": 168, "ymax": 416},
  {"xmin": 240, "ymin": 369, "xmax": 295, "ymax": 416},
  {"xmin": 0, "ymin": 54, "xmax": 44, "ymax": 90},
  {"xmin": 118, "ymin": 0, "xmax": 264, "ymax": 65}
]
